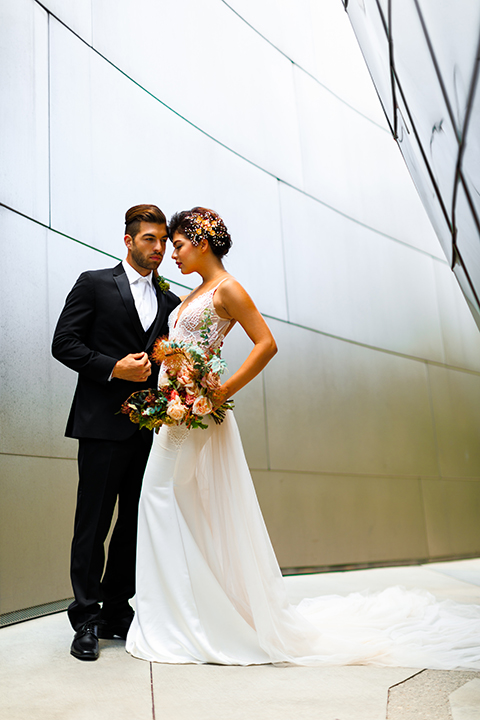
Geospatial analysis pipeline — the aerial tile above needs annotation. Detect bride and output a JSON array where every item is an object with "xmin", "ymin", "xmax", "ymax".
[{"xmin": 126, "ymin": 207, "xmax": 480, "ymax": 669}]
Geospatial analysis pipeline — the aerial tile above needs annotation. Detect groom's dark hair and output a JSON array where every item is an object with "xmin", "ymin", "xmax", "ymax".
[{"xmin": 125, "ymin": 204, "xmax": 167, "ymax": 240}]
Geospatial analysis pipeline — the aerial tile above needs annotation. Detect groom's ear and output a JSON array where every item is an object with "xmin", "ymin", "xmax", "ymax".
[{"xmin": 124, "ymin": 234, "xmax": 133, "ymax": 249}]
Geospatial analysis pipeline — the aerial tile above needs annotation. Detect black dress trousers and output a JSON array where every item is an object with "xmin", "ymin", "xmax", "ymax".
[
  {"xmin": 52, "ymin": 264, "xmax": 180, "ymax": 630},
  {"xmin": 68, "ymin": 428, "xmax": 153, "ymax": 630}
]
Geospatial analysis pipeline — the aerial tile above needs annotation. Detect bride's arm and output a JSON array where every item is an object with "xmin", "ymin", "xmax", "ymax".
[{"xmin": 214, "ymin": 279, "xmax": 277, "ymax": 404}]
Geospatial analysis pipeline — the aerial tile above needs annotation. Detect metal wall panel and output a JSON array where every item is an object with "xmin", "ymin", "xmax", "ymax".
[
  {"xmin": 422, "ymin": 477, "xmax": 480, "ymax": 558},
  {"xmin": 0, "ymin": 0, "xmax": 49, "ymax": 222},
  {"xmin": 92, "ymin": 0, "xmax": 304, "ymax": 188},
  {"xmin": 279, "ymin": 183, "xmax": 446, "ymax": 359},
  {"xmin": 2, "ymin": 0, "xmax": 480, "ymax": 620},
  {"xmin": 253, "ymin": 470, "xmax": 429, "ymax": 569},
  {"xmin": 264, "ymin": 320, "xmax": 439, "ymax": 478},
  {"xmin": 345, "ymin": 0, "xmax": 480, "ymax": 326},
  {"xmin": 427, "ymin": 364, "xmax": 480, "ymax": 478},
  {"xmin": 0, "ymin": 454, "xmax": 77, "ymax": 615}
]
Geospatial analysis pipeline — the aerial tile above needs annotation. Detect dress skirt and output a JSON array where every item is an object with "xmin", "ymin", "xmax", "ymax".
[{"xmin": 126, "ymin": 413, "xmax": 480, "ymax": 669}]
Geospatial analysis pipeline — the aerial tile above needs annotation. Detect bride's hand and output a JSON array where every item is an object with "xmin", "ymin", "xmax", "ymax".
[{"xmin": 211, "ymin": 384, "xmax": 230, "ymax": 410}]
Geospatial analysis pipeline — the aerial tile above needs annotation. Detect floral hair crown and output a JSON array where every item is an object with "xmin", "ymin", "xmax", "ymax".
[{"xmin": 183, "ymin": 210, "xmax": 229, "ymax": 248}]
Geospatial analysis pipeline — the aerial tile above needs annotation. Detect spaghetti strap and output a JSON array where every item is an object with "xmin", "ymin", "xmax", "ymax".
[
  {"xmin": 169, "ymin": 276, "xmax": 235, "ymax": 348},
  {"xmin": 211, "ymin": 276, "xmax": 230, "ymax": 294},
  {"xmin": 211, "ymin": 278, "xmax": 236, "ymax": 337},
  {"xmin": 173, "ymin": 278, "xmax": 230, "ymax": 329}
]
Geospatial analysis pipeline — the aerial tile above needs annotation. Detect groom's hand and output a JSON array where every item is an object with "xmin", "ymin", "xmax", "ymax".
[{"xmin": 112, "ymin": 352, "xmax": 151, "ymax": 382}]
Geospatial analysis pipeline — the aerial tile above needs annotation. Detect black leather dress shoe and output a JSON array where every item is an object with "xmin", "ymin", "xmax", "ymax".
[
  {"xmin": 70, "ymin": 621, "xmax": 99, "ymax": 661},
  {"xmin": 97, "ymin": 614, "xmax": 133, "ymax": 640}
]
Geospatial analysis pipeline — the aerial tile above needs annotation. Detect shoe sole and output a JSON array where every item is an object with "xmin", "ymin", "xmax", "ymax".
[{"xmin": 70, "ymin": 649, "xmax": 99, "ymax": 661}]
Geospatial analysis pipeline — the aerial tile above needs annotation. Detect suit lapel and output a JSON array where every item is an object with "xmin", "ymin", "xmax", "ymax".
[
  {"xmin": 145, "ymin": 275, "xmax": 168, "ymax": 349},
  {"xmin": 113, "ymin": 263, "xmax": 146, "ymax": 345}
]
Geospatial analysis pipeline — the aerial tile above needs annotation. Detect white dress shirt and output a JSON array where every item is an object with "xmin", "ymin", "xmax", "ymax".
[{"xmin": 122, "ymin": 259, "xmax": 158, "ymax": 332}]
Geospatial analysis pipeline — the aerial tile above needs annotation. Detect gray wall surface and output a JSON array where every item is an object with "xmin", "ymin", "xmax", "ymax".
[
  {"xmin": 345, "ymin": 1, "xmax": 480, "ymax": 328},
  {"xmin": 1, "ymin": 0, "xmax": 480, "ymax": 617}
]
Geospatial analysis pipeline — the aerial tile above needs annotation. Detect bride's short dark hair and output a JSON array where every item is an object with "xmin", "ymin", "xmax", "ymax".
[{"xmin": 169, "ymin": 207, "xmax": 232, "ymax": 258}]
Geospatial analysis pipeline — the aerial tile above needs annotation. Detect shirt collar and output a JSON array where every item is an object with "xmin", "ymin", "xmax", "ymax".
[{"xmin": 122, "ymin": 259, "xmax": 154, "ymax": 286}]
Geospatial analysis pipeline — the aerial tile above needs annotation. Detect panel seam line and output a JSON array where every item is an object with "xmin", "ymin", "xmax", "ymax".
[{"xmin": 31, "ymin": 0, "xmax": 446, "ymax": 263}]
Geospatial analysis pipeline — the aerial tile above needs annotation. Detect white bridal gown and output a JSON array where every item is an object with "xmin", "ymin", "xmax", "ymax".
[{"xmin": 126, "ymin": 284, "xmax": 480, "ymax": 669}]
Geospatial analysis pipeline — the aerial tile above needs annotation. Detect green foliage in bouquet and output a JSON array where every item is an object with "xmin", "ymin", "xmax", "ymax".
[
  {"xmin": 120, "ymin": 308, "xmax": 234, "ymax": 432},
  {"xmin": 120, "ymin": 389, "xmax": 168, "ymax": 432}
]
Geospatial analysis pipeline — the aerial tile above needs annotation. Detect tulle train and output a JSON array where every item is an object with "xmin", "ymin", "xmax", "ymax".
[{"xmin": 126, "ymin": 413, "xmax": 480, "ymax": 669}]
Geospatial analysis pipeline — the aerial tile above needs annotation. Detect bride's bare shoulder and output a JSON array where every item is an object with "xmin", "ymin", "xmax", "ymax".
[
  {"xmin": 217, "ymin": 275, "xmax": 246, "ymax": 295},
  {"xmin": 214, "ymin": 276, "xmax": 258, "ymax": 320}
]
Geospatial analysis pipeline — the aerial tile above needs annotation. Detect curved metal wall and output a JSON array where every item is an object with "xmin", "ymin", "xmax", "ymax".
[
  {"xmin": 1, "ymin": 0, "xmax": 480, "ymax": 618},
  {"xmin": 344, "ymin": 0, "xmax": 480, "ymax": 326}
]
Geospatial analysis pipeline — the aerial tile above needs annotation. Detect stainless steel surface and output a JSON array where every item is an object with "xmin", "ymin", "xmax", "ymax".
[
  {"xmin": 345, "ymin": 0, "xmax": 480, "ymax": 327},
  {"xmin": 1, "ymin": 0, "xmax": 480, "ymax": 619},
  {"xmin": 263, "ymin": 320, "xmax": 439, "ymax": 478},
  {"xmin": 0, "ymin": 454, "xmax": 77, "ymax": 615}
]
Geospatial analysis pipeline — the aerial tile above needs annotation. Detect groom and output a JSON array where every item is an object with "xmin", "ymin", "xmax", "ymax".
[{"xmin": 52, "ymin": 204, "xmax": 180, "ymax": 661}]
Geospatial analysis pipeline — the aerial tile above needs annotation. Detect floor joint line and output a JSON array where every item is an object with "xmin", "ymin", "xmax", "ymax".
[{"xmin": 150, "ymin": 663, "xmax": 156, "ymax": 720}]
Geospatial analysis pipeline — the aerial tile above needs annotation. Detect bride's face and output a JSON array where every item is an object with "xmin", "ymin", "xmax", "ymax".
[{"xmin": 171, "ymin": 232, "xmax": 200, "ymax": 274}]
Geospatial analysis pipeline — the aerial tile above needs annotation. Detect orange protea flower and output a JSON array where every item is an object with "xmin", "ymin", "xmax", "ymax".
[
  {"xmin": 163, "ymin": 351, "xmax": 187, "ymax": 374},
  {"xmin": 151, "ymin": 336, "xmax": 168, "ymax": 365}
]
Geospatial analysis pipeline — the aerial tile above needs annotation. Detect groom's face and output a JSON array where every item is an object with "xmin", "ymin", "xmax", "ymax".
[{"xmin": 125, "ymin": 221, "xmax": 168, "ymax": 275}]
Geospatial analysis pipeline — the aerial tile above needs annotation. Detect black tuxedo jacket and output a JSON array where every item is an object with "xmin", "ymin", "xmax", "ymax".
[{"xmin": 52, "ymin": 263, "xmax": 181, "ymax": 441}]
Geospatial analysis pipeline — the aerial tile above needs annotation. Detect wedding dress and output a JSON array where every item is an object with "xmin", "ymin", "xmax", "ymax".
[{"xmin": 126, "ymin": 281, "xmax": 480, "ymax": 669}]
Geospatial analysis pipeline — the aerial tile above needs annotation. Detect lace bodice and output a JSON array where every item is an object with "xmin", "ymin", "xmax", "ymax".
[{"xmin": 168, "ymin": 279, "xmax": 234, "ymax": 351}]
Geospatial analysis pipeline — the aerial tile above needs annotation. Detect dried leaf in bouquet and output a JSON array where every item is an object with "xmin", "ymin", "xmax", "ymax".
[{"xmin": 150, "ymin": 337, "xmax": 168, "ymax": 365}]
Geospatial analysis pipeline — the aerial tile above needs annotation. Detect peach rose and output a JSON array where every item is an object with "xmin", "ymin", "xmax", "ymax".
[
  {"xmin": 166, "ymin": 398, "xmax": 186, "ymax": 421},
  {"xmin": 157, "ymin": 370, "xmax": 170, "ymax": 389},
  {"xmin": 177, "ymin": 369, "xmax": 189, "ymax": 385},
  {"xmin": 177, "ymin": 368, "xmax": 196, "ymax": 393},
  {"xmin": 201, "ymin": 371, "xmax": 220, "ymax": 392},
  {"xmin": 192, "ymin": 395, "xmax": 213, "ymax": 416}
]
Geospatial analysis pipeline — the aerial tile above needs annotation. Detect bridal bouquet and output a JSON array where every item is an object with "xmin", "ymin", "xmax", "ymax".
[{"xmin": 120, "ymin": 329, "xmax": 234, "ymax": 432}]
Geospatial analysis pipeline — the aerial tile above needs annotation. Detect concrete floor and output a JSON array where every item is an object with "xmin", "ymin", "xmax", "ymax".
[{"xmin": 1, "ymin": 559, "xmax": 480, "ymax": 720}]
